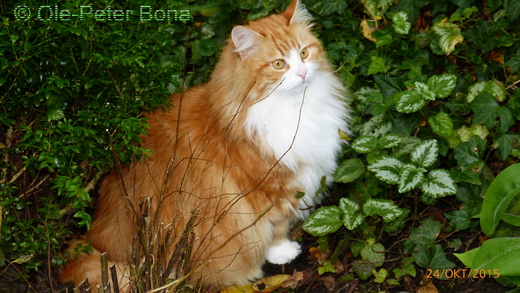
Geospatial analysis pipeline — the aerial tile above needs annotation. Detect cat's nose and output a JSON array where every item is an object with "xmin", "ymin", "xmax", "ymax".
[{"xmin": 297, "ymin": 67, "xmax": 307, "ymax": 80}]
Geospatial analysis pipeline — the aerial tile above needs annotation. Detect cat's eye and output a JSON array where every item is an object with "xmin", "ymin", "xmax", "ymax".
[
  {"xmin": 271, "ymin": 59, "xmax": 287, "ymax": 70},
  {"xmin": 300, "ymin": 48, "xmax": 308, "ymax": 59}
]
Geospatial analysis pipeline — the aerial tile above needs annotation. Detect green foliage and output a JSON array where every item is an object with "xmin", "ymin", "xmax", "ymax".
[
  {"xmin": 301, "ymin": 0, "xmax": 520, "ymax": 287},
  {"xmin": 1, "ymin": 0, "xmax": 520, "ymax": 290}
]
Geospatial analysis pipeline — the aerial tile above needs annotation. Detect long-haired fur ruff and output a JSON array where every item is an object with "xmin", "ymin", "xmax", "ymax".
[{"xmin": 60, "ymin": 0, "xmax": 349, "ymax": 290}]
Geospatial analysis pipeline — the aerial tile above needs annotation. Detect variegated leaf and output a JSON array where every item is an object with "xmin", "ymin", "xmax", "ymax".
[
  {"xmin": 379, "ymin": 134, "xmax": 402, "ymax": 149},
  {"xmin": 303, "ymin": 206, "xmax": 342, "ymax": 236},
  {"xmin": 427, "ymin": 73, "xmax": 457, "ymax": 98},
  {"xmin": 352, "ymin": 136, "xmax": 378, "ymax": 153},
  {"xmin": 368, "ymin": 157, "xmax": 403, "ymax": 184},
  {"xmin": 411, "ymin": 139, "xmax": 439, "ymax": 168},
  {"xmin": 396, "ymin": 90, "xmax": 425, "ymax": 113},
  {"xmin": 421, "ymin": 169, "xmax": 457, "ymax": 198},
  {"xmin": 414, "ymin": 81, "xmax": 436, "ymax": 101},
  {"xmin": 363, "ymin": 199, "xmax": 404, "ymax": 222},
  {"xmin": 398, "ymin": 164, "xmax": 425, "ymax": 193}
]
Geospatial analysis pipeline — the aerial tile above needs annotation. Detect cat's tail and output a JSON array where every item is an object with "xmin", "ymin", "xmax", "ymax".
[{"xmin": 60, "ymin": 238, "xmax": 130, "ymax": 292}]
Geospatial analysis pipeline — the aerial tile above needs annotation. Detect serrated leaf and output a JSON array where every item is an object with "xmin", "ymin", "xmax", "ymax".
[
  {"xmin": 427, "ymin": 74, "xmax": 457, "ymax": 98},
  {"xmin": 352, "ymin": 136, "xmax": 378, "ymax": 153},
  {"xmin": 398, "ymin": 164, "xmax": 425, "ymax": 193},
  {"xmin": 421, "ymin": 169, "xmax": 457, "ymax": 198},
  {"xmin": 428, "ymin": 112, "xmax": 453, "ymax": 138},
  {"xmin": 411, "ymin": 139, "xmax": 439, "ymax": 168},
  {"xmin": 334, "ymin": 158, "xmax": 365, "ymax": 183},
  {"xmin": 339, "ymin": 197, "xmax": 360, "ymax": 213},
  {"xmin": 414, "ymin": 81, "xmax": 436, "ymax": 101},
  {"xmin": 431, "ymin": 22, "xmax": 464, "ymax": 55},
  {"xmin": 467, "ymin": 80, "xmax": 506, "ymax": 103},
  {"xmin": 396, "ymin": 90, "xmax": 425, "ymax": 113},
  {"xmin": 368, "ymin": 157, "xmax": 404, "ymax": 184},
  {"xmin": 363, "ymin": 199, "xmax": 404, "ymax": 222},
  {"xmin": 303, "ymin": 206, "xmax": 342, "ymax": 236},
  {"xmin": 339, "ymin": 198, "xmax": 363, "ymax": 230},
  {"xmin": 379, "ymin": 134, "xmax": 402, "ymax": 149},
  {"xmin": 343, "ymin": 213, "xmax": 364, "ymax": 230},
  {"xmin": 368, "ymin": 56, "xmax": 390, "ymax": 75},
  {"xmin": 392, "ymin": 11, "xmax": 411, "ymax": 35}
]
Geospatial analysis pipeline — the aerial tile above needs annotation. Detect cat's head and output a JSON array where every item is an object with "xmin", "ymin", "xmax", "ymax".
[{"xmin": 229, "ymin": 0, "xmax": 330, "ymax": 95}]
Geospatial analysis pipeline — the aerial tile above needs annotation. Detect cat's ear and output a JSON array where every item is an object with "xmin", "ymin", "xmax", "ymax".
[
  {"xmin": 282, "ymin": 0, "xmax": 312, "ymax": 26},
  {"xmin": 232, "ymin": 26, "xmax": 260, "ymax": 59}
]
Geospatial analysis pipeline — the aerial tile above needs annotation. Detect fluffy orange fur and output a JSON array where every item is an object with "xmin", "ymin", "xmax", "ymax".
[{"xmin": 60, "ymin": 0, "xmax": 346, "ymax": 290}]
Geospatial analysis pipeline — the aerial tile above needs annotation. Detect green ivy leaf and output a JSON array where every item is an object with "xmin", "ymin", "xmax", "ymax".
[
  {"xmin": 431, "ymin": 21, "xmax": 464, "ymax": 55},
  {"xmin": 428, "ymin": 112, "xmax": 453, "ymax": 138},
  {"xmin": 404, "ymin": 218, "xmax": 443, "ymax": 252},
  {"xmin": 373, "ymin": 268, "xmax": 388, "ymax": 283},
  {"xmin": 411, "ymin": 139, "xmax": 439, "ymax": 168},
  {"xmin": 393, "ymin": 257, "xmax": 417, "ymax": 278},
  {"xmin": 352, "ymin": 136, "xmax": 378, "ymax": 153},
  {"xmin": 363, "ymin": 199, "xmax": 404, "ymax": 222},
  {"xmin": 471, "ymin": 92, "xmax": 500, "ymax": 129},
  {"xmin": 398, "ymin": 164, "xmax": 425, "ymax": 193},
  {"xmin": 427, "ymin": 73, "xmax": 457, "ymax": 98},
  {"xmin": 414, "ymin": 244, "xmax": 456, "ymax": 273},
  {"xmin": 368, "ymin": 156, "xmax": 404, "ymax": 184},
  {"xmin": 392, "ymin": 11, "xmax": 411, "ymax": 35},
  {"xmin": 421, "ymin": 169, "xmax": 457, "ymax": 198},
  {"xmin": 321, "ymin": 0, "xmax": 348, "ymax": 16},
  {"xmin": 361, "ymin": 242, "xmax": 385, "ymax": 267},
  {"xmin": 395, "ymin": 90, "xmax": 425, "ymax": 113},
  {"xmin": 303, "ymin": 206, "xmax": 343, "ymax": 236}
]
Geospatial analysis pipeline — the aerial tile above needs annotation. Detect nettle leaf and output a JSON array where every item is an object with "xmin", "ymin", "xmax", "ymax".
[
  {"xmin": 411, "ymin": 139, "xmax": 439, "ymax": 168},
  {"xmin": 363, "ymin": 199, "xmax": 404, "ymax": 222},
  {"xmin": 427, "ymin": 74, "xmax": 457, "ymax": 98},
  {"xmin": 396, "ymin": 90, "xmax": 425, "ymax": 113},
  {"xmin": 431, "ymin": 21, "xmax": 464, "ymax": 55},
  {"xmin": 339, "ymin": 197, "xmax": 364, "ymax": 230},
  {"xmin": 392, "ymin": 11, "xmax": 411, "ymax": 35},
  {"xmin": 414, "ymin": 81, "xmax": 436, "ymax": 101},
  {"xmin": 421, "ymin": 169, "xmax": 457, "ymax": 198},
  {"xmin": 303, "ymin": 206, "xmax": 342, "ymax": 236},
  {"xmin": 379, "ymin": 134, "xmax": 402, "ymax": 149},
  {"xmin": 334, "ymin": 158, "xmax": 365, "ymax": 183},
  {"xmin": 428, "ymin": 112, "xmax": 453, "ymax": 138},
  {"xmin": 398, "ymin": 164, "xmax": 425, "ymax": 193},
  {"xmin": 352, "ymin": 136, "xmax": 378, "ymax": 153},
  {"xmin": 368, "ymin": 56, "xmax": 390, "ymax": 75},
  {"xmin": 368, "ymin": 156, "xmax": 404, "ymax": 184}
]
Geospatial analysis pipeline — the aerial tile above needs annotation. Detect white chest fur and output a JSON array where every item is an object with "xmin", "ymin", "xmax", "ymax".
[{"xmin": 245, "ymin": 71, "xmax": 348, "ymax": 218}]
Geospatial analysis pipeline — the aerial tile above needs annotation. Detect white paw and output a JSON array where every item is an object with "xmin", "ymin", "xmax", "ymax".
[{"xmin": 265, "ymin": 239, "xmax": 301, "ymax": 264}]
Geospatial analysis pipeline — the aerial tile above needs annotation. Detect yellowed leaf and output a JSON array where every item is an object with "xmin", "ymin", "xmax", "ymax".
[
  {"xmin": 417, "ymin": 281, "xmax": 438, "ymax": 293},
  {"xmin": 360, "ymin": 20, "xmax": 376, "ymax": 42},
  {"xmin": 220, "ymin": 274, "xmax": 291, "ymax": 293}
]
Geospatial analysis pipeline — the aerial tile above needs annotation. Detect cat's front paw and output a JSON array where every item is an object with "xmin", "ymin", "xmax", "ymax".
[{"xmin": 265, "ymin": 239, "xmax": 301, "ymax": 264}]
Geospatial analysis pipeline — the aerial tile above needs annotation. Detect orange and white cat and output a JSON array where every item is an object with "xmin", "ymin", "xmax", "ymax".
[{"xmin": 60, "ymin": 0, "xmax": 348, "ymax": 290}]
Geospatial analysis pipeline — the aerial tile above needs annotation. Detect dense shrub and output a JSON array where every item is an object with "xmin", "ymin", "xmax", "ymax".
[{"xmin": 1, "ymin": 0, "xmax": 519, "ymax": 291}]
